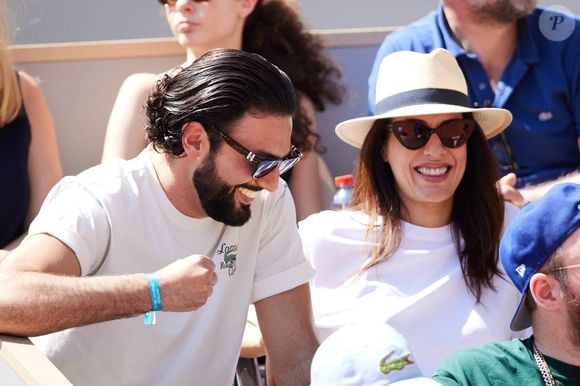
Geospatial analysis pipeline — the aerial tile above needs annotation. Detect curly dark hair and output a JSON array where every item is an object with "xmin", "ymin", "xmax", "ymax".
[{"xmin": 243, "ymin": 0, "xmax": 344, "ymax": 154}]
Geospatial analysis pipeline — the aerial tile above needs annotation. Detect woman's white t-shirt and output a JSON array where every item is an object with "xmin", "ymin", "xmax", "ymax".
[{"xmin": 299, "ymin": 205, "xmax": 524, "ymax": 375}]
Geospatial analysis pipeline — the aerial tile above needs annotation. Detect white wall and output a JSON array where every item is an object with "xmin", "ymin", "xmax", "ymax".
[
  {"xmin": 18, "ymin": 56, "xmax": 182, "ymax": 176},
  {"xmin": 7, "ymin": 0, "xmax": 579, "ymax": 43}
]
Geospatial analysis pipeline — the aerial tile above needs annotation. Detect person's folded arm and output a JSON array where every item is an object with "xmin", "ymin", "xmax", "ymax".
[{"xmin": 255, "ymin": 283, "xmax": 319, "ymax": 386}]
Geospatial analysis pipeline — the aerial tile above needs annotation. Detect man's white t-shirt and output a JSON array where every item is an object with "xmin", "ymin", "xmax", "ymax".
[
  {"xmin": 299, "ymin": 205, "xmax": 524, "ymax": 376},
  {"xmin": 28, "ymin": 150, "xmax": 314, "ymax": 386}
]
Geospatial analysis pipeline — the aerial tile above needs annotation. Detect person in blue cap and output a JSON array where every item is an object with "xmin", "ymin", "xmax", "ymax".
[{"xmin": 433, "ymin": 182, "xmax": 580, "ymax": 385}]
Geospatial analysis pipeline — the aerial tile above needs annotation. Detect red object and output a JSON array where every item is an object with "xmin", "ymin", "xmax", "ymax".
[{"xmin": 334, "ymin": 174, "xmax": 354, "ymax": 188}]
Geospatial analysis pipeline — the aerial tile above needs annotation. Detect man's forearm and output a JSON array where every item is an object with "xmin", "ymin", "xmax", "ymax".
[
  {"xmin": 0, "ymin": 271, "xmax": 150, "ymax": 336},
  {"xmin": 257, "ymin": 283, "xmax": 319, "ymax": 386},
  {"xmin": 521, "ymin": 170, "xmax": 580, "ymax": 202},
  {"xmin": 270, "ymin": 343, "xmax": 317, "ymax": 386}
]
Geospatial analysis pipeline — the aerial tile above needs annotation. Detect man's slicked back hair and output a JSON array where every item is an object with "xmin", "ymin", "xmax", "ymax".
[{"xmin": 145, "ymin": 48, "xmax": 297, "ymax": 156}]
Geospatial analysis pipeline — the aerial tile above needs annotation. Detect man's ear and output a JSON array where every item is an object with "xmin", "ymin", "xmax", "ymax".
[
  {"xmin": 529, "ymin": 273, "xmax": 562, "ymax": 312},
  {"xmin": 182, "ymin": 122, "xmax": 207, "ymax": 157}
]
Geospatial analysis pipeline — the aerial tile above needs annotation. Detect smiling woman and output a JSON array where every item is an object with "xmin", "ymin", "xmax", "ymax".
[{"xmin": 300, "ymin": 48, "xmax": 528, "ymax": 379}]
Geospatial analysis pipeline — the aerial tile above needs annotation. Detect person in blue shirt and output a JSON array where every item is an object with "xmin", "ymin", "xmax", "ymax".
[{"xmin": 368, "ymin": 0, "xmax": 579, "ymax": 204}]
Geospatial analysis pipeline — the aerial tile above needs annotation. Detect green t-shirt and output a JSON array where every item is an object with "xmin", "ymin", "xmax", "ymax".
[{"xmin": 433, "ymin": 337, "xmax": 580, "ymax": 385}]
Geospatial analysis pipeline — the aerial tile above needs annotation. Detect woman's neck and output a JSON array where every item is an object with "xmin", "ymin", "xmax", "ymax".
[{"xmin": 400, "ymin": 201, "xmax": 453, "ymax": 228}]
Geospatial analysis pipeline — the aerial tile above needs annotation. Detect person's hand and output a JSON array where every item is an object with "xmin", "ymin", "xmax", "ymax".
[
  {"xmin": 154, "ymin": 255, "xmax": 217, "ymax": 311},
  {"xmin": 497, "ymin": 173, "xmax": 525, "ymax": 207}
]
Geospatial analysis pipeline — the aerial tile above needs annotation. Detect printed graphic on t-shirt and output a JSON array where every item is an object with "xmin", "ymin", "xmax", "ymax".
[{"xmin": 217, "ymin": 242, "xmax": 237, "ymax": 276}]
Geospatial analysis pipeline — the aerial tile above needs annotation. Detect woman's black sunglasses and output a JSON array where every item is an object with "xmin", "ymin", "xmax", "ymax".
[
  {"xmin": 384, "ymin": 118, "xmax": 475, "ymax": 150},
  {"xmin": 217, "ymin": 130, "xmax": 302, "ymax": 179}
]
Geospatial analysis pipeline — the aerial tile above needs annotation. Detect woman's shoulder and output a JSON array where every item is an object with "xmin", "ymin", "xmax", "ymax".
[
  {"xmin": 17, "ymin": 71, "xmax": 54, "ymax": 128},
  {"xmin": 110, "ymin": 73, "xmax": 164, "ymax": 112},
  {"xmin": 17, "ymin": 71, "xmax": 42, "ymax": 101},
  {"xmin": 119, "ymin": 73, "xmax": 160, "ymax": 94},
  {"xmin": 118, "ymin": 66, "xmax": 184, "ymax": 99}
]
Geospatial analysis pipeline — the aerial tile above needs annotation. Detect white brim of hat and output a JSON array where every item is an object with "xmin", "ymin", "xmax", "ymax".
[
  {"xmin": 510, "ymin": 293, "xmax": 532, "ymax": 331},
  {"xmin": 336, "ymin": 103, "xmax": 512, "ymax": 149}
]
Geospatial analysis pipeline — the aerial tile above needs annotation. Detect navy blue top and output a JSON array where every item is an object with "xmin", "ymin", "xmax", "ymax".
[
  {"xmin": 368, "ymin": 6, "xmax": 580, "ymax": 187},
  {"xmin": 0, "ymin": 74, "xmax": 31, "ymax": 248}
]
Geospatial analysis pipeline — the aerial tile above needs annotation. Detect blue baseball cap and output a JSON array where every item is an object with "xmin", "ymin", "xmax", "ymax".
[{"xmin": 500, "ymin": 183, "xmax": 580, "ymax": 331}]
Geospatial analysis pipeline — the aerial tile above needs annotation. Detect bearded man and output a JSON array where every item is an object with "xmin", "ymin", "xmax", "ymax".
[
  {"xmin": 368, "ymin": 0, "xmax": 580, "ymax": 204},
  {"xmin": 434, "ymin": 182, "xmax": 580, "ymax": 385},
  {"xmin": 0, "ymin": 49, "xmax": 318, "ymax": 386}
]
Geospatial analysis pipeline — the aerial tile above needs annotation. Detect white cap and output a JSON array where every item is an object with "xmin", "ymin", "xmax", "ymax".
[{"xmin": 311, "ymin": 321, "xmax": 439, "ymax": 385}]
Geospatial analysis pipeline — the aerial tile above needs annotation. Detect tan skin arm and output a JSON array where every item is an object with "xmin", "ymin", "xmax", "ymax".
[
  {"xmin": 518, "ymin": 170, "xmax": 580, "ymax": 202},
  {"xmin": 239, "ymin": 98, "xmax": 325, "ymax": 359},
  {"xmin": 289, "ymin": 97, "xmax": 325, "ymax": 221},
  {"xmin": 499, "ymin": 171, "xmax": 580, "ymax": 206},
  {"xmin": 255, "ymin": 283, "xmax": 319, "ymax": 386},
  {"xmin": 0, "ymin": 72, "xmax": 63, "ymax": 259},
  {"xmin": 101, "ymin": 73, "xmax": 158, "ymax": 162},
  {"xmin": 0, "ymin": 233, "xmax": 217, "ymax": 337},
  {"xmin": 240, "ymin": 305, "xmax": 266, "ymax": 358}
]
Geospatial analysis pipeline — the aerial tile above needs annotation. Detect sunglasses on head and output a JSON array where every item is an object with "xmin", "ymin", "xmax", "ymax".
[
  {"xmin": 384, "ymin": 118, "xmax": 476, "ymax": 150},
  {"xmin": 217, "ymin": 130, "xmax": 303, "ymax": 179}
]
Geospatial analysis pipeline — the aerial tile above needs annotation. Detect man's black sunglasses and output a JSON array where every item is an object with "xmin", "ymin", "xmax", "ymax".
[{"xmin": 217, "ymin": 130, "xmax": 302, "ymax": 179}]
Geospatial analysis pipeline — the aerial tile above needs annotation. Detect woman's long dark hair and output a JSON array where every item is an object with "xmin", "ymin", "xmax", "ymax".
[
  {"xmin": 243, "ymin": 0, "xmax": 344, "ymax": 154},
  {"xmin": 351, "ymin": 113, "xmax": 504, "ymax": 302}
]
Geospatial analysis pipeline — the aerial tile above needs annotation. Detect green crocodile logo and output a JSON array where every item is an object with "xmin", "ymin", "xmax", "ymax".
[
  {"xmin": 224, "ymin": 250, "xmax": 236, "ymax": 264},
  {"xmin": 379, "ymin": 350, "xmax": 414, "ymax": 375}
]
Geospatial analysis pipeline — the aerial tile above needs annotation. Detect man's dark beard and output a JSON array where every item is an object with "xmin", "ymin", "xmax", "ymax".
[
  {"xmin": 467, "ymin": 0, "xmax": 536, "ymax": 25},
  {"xmin": 564, "ymin": 285, "xmax": 580, "ymax": 349},
  {"xmin": 193, "ymin": 154, "xmax": 253, "ymax": 227}
]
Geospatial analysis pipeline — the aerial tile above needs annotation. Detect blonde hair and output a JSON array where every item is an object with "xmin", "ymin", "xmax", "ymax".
[{"xmin": 0, "ymin": 1, "xmax": 21, "ymax": 127}]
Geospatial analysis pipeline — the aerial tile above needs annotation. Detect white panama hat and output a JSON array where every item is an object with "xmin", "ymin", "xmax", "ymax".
[{"xmin": 336, "ymin": 48, "xmax": 512, "ymax": 148}]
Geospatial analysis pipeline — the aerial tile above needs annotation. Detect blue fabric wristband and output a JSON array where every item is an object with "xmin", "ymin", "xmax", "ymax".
[
  {"xmin": 147, "ymin": 273, "xmax": 162, "ymax": 311},
  {"xmin": 144, "ymin": 273, "xmax": 162, "ymax": 325}
]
